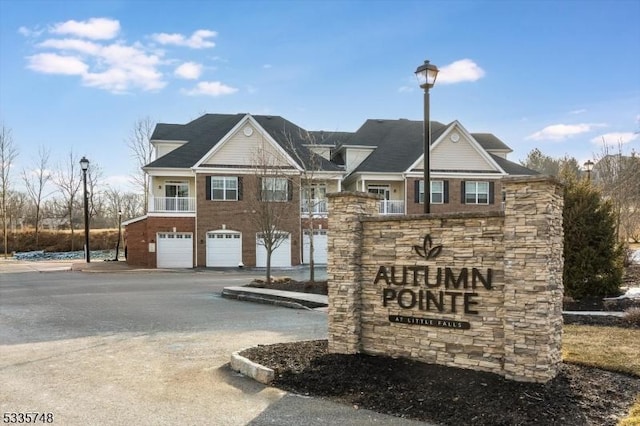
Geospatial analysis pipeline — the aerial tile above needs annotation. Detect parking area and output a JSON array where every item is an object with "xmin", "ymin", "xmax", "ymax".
[{"xmin": 0, "ymin": 265, "xmax": 423, "ymax": 425}]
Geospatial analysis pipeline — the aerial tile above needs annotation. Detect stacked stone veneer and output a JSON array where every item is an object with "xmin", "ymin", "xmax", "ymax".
[{"xmin": 327, "ymin": 177, "xmax": 564, "ymax": 383}]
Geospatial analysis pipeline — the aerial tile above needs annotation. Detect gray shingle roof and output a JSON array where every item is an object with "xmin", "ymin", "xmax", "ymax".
[
  {"xmin": 489, "ymin": 154, "xmax": 539, "ymax": 175},
  {"xmin": 145, "ymin": 114, "xmax": 344, "ymax": 172},
  {"xmin": 472, "ymin": 133, "xmax": 512, "ymax": 152},
  {"xmin": 344, "ymin": 119, "xmax": 447, "ymax": 173}
]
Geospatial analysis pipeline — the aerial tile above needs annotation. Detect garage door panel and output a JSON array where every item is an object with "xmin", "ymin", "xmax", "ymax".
[
  {"xmin": 303, "ymin": 230, "xmax": 327, "ymax": 264},
  {"xmin": 157, "ymin": 233, "xmax": 193, "ymax": 268},
  {"xmin": 206, "ymin": 231, "xmax": 242, "ymax": 267},
  {"xmin": 256, "ymin": 232, "xmax": 291, "ymax": 267}
]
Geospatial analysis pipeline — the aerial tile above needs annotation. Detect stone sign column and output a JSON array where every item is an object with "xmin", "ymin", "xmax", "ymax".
[
  {"xmin": 326, "ymin": 192, "xmax": 379, "ymax": 354},
  {"xmin": 502, "ymin": 177, "xmax": 564, "ymax": 382}
]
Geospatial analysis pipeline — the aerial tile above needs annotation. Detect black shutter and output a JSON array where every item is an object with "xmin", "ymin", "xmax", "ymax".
[
  {"xmin": 414, "ymin": 180, "xmax": 421, "ymax": 203},
  {"xmin": 287, "ymin": 179, "xmax": 293, "ymax": 201},
  {"xmin": 258, "ymin": 177, "xmax": 263, "ymax": 201},
  {"xmin": 237, "ymin": 177, "xmax": 243, "ymax": 201},
  {"xmin": 489, "ymin": 181, "xmax": 495, "ymax": 204},
  {"xmin": 443, "ymin": 180, "xmax": 449, "ymax": 204},
  {"xmin": 461, "ymin": 180, "xmax": 466, "ymax": 204},
  {"xmin": 205, "ymin": 176, "xmax": 211, "ymax": 200}
]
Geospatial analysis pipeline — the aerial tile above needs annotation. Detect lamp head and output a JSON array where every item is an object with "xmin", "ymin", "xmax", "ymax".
[
  {"xmin": 80, "ymin": 156, "xmax": 90, "ymax": 171},
  {"xmin": 415, "ymin": 60, "xmax": 439, "ymax": 89}
]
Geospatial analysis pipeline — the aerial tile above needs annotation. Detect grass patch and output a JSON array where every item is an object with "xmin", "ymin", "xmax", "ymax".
[
  {"xmin": 563, "ymin": 325, "xmax": 640, "ymax": 377},
  {"xmin": 564, "ymin": 325, "xmax": 640, "ymax": 425}
]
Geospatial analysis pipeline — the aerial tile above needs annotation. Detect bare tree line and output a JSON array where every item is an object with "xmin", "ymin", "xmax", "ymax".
[
  {"xmin": 0, "ymin": 121, "xmax": 150, "ymax": 254},
  {"xmin": 520, "ymin": 140, "xmax": 640, "ymax": 243}
]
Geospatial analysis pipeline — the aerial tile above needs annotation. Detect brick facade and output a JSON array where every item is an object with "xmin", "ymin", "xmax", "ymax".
[
  {"xmin": 327, "ymin": 177, "xmax": 564, "ymax": 383},
  {"xmin": 196, "ymin": 173, "xmax": 301, "ymax": 267},
  {"xmin": 124, "ymin": 216, "xmax": 195, "ymax": 268},
  {"xmin": 406, "ymin": 177, "xmax": 504, "ymax": 215}
]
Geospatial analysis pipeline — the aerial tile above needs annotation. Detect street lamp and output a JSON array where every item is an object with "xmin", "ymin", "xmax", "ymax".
[
  {"xmin": 80, "ymin": 156, "xmax": 90, "ymax": 263},
  {"xmin": 115, "ymin": 209, "xmax": 122, "ymax": 261},
  {"xmin": 584, "ymin": 160, "xmax": 594, "ymax": 181},
  {"xmin": 415, "ymin": 59, "xmax": 439, "ymax": 213}
]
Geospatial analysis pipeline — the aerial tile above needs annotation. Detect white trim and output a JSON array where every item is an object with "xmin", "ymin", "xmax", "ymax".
[
  {"xmin": 122, "ymin": 215, "xmax": 147, "ymax": 226},
  {"xmin": 192, "ymin": 114, "xmax": 304, "ymax": 172},
  {"xmin": 406, "ymin": 121, "xmax": 507, "ymax": 176}
]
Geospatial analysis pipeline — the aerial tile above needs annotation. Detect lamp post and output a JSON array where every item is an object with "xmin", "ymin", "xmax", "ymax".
[
  {"xmin": 584, "ymin": 160, "xmax": 594, "ymax": 182},
  {"xmin": 80, "ymin": 156, "xmax": 90, "ymax": 263},
  {"xmin": 115, "ymin": 209, "xmax": 122, "ymax": 261},
  {"xmin": 415, "ymin": 59, "xmax": 439, "ymax": 213}
]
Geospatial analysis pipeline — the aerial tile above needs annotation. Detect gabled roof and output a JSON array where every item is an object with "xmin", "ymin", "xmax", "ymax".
[
  {"xmin": 472, "ymin": 133, "xmax": 512, "ymax": 152},
  {"xmin": 489, "ymin": 154, "xmax": 539, "ymax": 175},
  {"xmin": 145, "ymin": 114, "xmax": 344, "ymax": 172},
  {"xmin": 342, "ymin": 119, "xmax": 448, "ymax": 173}
]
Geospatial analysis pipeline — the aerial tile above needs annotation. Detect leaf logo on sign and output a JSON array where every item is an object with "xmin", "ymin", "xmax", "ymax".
[{"xmin": 414, "ymin": 234, "xmax": 442, "ymax": 260}]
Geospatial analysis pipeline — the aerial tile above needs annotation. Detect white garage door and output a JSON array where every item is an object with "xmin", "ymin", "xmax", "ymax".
[
  {"xmin": 206, "ymin": 231, "xmax": 242, "ymax": 267},
  {"xmin": 256, "ymin": 232, "xmax": 291, "ymax": 267},
  {"xmin": 303, "ymin": 229, "xmax": 328, "ymax": 264},
  {"xmin": 157, "ymin": 232, "xmax": 193, "ymax": 268}
]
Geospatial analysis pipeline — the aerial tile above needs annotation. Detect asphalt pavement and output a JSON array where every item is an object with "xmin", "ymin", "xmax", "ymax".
[{"xmin": 0, "ymin": 260, "xmax": 430, "ymax": 425}]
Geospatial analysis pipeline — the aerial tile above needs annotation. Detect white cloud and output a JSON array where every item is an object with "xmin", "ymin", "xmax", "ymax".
[
  {"xmin": 18, "ymin": 26, "xmax": 44, "ymax": 37},
  {"xmin": 590, "ymin": 132, "xmax": 639, "ymax": 145},
  {"xmin": 526, "ymin": 123, "xmax": 606, "ymax": 141},
  {"xmin": 27, "ymin": 53, "xmax": 88, "ymax": 75},
  {"xmin": 38, "ymin": 38, "xmax": 101, "ymax": 55},
  {"xmin": 182, "ymin": 81, "xmax": 238, "ymax": 96},
  {"xmin": 151, "ymin": 29, "xmax": 217, "ymax": 49},
  {"xmin": 50, "ymin": 18, "xmax": 120, "ymax": 40},
  {"xmin": 397, "ymin": 86, "xmax": 413, "ymax": 93},
  {"xmin": 174, "ymin": 62, "xmax": 202, "ymax": 79},
  {"xmin": 569, "ymin": 108, "xmax": 587, "ymax": 115},
  {"xmin": 437, "ymin": 59, "xmax": 485, "ymax": 84},
  {"xmin": 24, "ymin": 18, "xmax": 219, "ymax": 93}
]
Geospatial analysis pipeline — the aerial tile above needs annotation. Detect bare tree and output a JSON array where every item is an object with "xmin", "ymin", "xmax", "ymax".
[
  {"xmin": 594, "ymin": 140, "xmax": 640, "ymax": 242},
  {"xmin": 126, "ymin": 117, "xmax": 156, "ymax": 212},
  {"xmin": 22, "ymin": 146, "xmax": 52, "ymax": 246},
  {"xmin": 246, "ymin": 140, "xmax": 298, "ymax": 285},
  {"xmin": 52, "ymin": 150, "xmax": 82, "ymax": 250},
  {"xmin": 86, "ymin": 162, "xmax": 104, "ymax": 221},
  {"xmin": 283, "ymin": 129, "xmax": 343, "ymax": 282},
  {"xmin": 1, "ymin": 125, "xmax": 18, "ymax": 257}
]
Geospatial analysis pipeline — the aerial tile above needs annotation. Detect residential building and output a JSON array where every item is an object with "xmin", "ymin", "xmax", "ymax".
[{"xmin": 124, "ymin": 113, "xmax": 537, "ymax": 269}]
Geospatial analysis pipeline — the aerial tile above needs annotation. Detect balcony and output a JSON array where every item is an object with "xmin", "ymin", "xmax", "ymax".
[
  {"xmin": 379, "ymin": 200, "xmax": 404, "ymax": 215},
  {"xmin": 150, "ymin": 197, "xmax": 196, "ymax": 213},
  {"xmin": 301, "ymin": 198, "xmax": 328, "ymax": 216}
]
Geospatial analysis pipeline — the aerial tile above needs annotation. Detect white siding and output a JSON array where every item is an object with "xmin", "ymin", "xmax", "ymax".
[
  {"xmin": 430, "ymin": 135, "xmax": 499, "ymax": 171},
  {"xmin": 156, "ymin": 142, "xmax": 185, "ymax": 159},
  {"xmin": 345, "ymin": 148, "xmax": 375, "ymax": 173},
  {"xmin": 204, "ymin": 125, "xmax": 292, "ymax": 167}
]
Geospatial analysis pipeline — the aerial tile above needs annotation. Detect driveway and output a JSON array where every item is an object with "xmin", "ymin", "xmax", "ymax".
[{"xmin": 0, "ymin": 266, "xmax": 425, "ymax": 425}]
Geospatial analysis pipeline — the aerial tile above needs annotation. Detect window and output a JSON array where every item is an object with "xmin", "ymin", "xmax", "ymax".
[
  {"xmin": 261, "ymin": 177, "xmax": 290, "ymax": 202},
  {"xmin": 464, "ymin": 181, "xmax": 490, "ymax": 204},
  {"xmin": 211, "ymin": 177, "xmax": 238, "ymax": 201},
  {"xmin": 416, "ymin": 180, "xmax": 447, "ymax": 204},
  {"xmin": 165, "ymin": 181, "xmax": 189, "ymax": 198},
  {"xmin": 302, "ymin": 184, "xmax": 327, "ymax": 214}
]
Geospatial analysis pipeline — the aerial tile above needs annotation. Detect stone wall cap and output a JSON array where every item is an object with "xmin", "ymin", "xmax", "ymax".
[
  {"xmin": 327, "ymin": 191, "xmax": 381, "ymax": 200},
  {"xmin": 502, "ymin": 175, "xmax": 564, "ymax": 187},
  {"xmin": 361, "ymin": 211, "xmax": 503, "ymax": 222}
]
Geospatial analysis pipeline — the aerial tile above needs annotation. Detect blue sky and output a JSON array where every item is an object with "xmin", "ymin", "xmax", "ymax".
[{"xmin": 1, "ymin": 0, "xmax": 639, "ymax": 192}]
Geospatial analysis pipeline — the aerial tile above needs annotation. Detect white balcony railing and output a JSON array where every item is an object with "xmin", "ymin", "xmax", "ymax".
[
  {"xmin": 379, "ymin": 200, "xmax": 404, "ymax": 215},
  {"xmin": 151, "ymin": 197, "xmax": 196, "ymax": 213},
  {"xmin": 301, "ymin": 198, "xmax": 328, "ymax": 215}
]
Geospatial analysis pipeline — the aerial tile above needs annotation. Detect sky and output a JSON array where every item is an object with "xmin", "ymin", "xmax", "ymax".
[{"xmin": 1, "ymin": 0, "xmax": 639, "ymax": 193}]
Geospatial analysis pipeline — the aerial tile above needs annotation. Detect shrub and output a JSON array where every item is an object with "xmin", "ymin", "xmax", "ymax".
[
  {"xmin": 622, "ymin": 307, "xmax": 640, "ymax": 328},
  {"xmin": 563, "ymin": 179, "xmax": 624, "ymax": 300}
]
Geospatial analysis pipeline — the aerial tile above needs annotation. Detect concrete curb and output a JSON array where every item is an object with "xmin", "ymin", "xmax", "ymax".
[
  {"xmin": 230, "ymin": 350, "xmax": 274, "ymax": 384},
  {"xmin": 221, "ymin": 286, "xmax": 328, "ymax": 309}
]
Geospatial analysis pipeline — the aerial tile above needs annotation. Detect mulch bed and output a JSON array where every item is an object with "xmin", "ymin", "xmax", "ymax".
[
  {"xmin": 241, "ymin": 267, "xmax": 640, "ymax": 424},
  {"xmin": 241, "ymin": 340, "xmax": 640, "ymax": 426}
]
